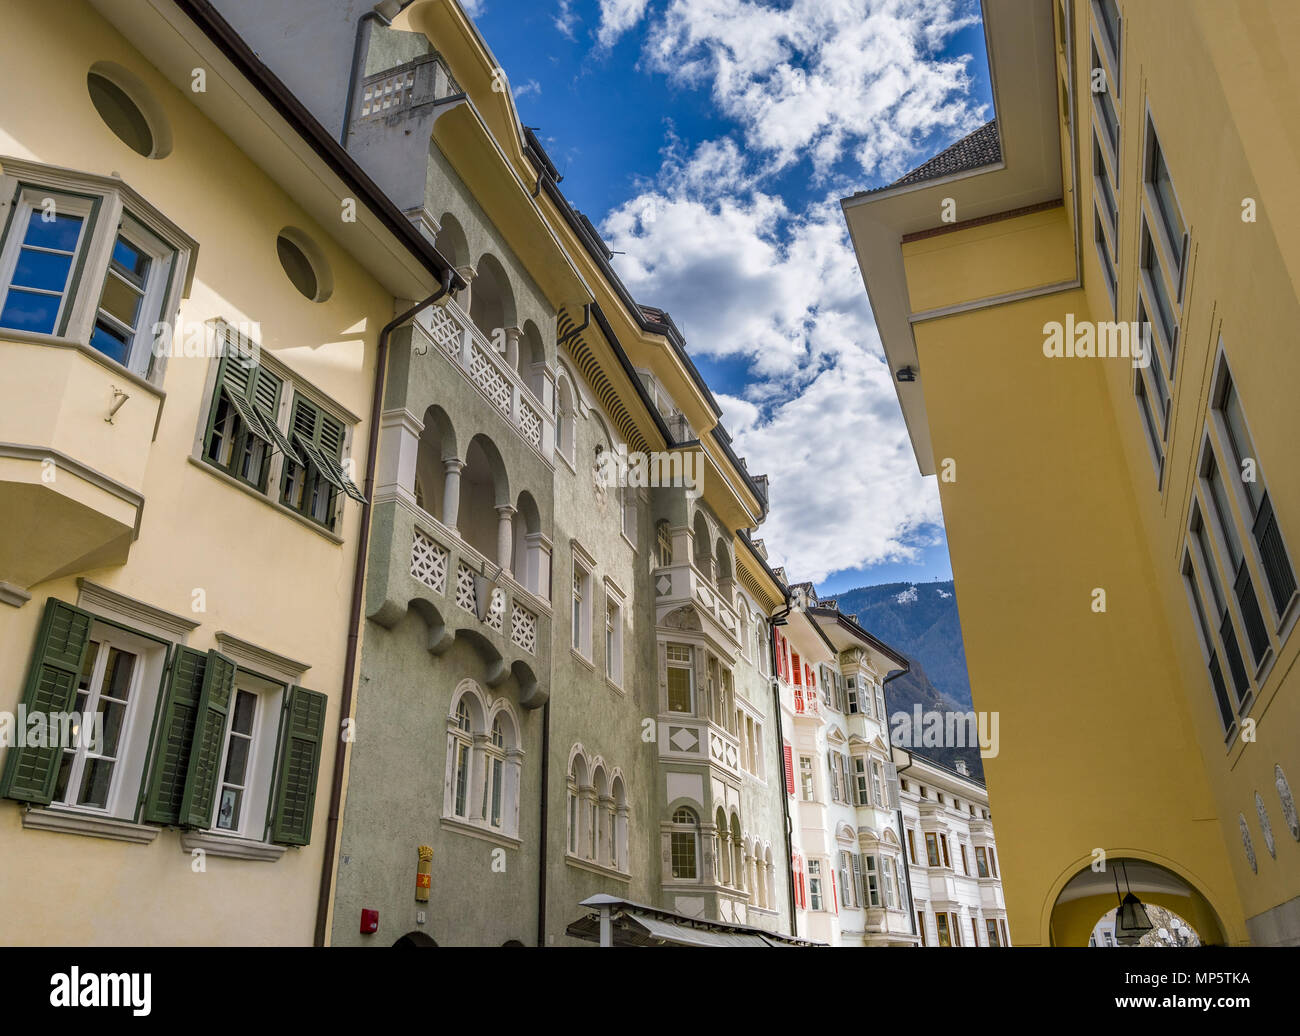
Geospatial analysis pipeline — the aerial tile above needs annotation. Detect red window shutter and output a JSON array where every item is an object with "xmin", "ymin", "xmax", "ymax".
[
  {"xmin": 783, "ymin": 743, "xmax": 795, "ymax": 796},
  {"xmin": 792, "ymin": 653, "xmax": 802, "ymax": 685},
  {"xmin": 805, "ymin": 664, "xmax": 814, "ymax": 689},
  {"xmin": 793, "ymin": 683, "xmax": 804, "ymax": 712},
  {"xmin": 830, "ymin": 869, "xmax": 838, "ymax": 915}
]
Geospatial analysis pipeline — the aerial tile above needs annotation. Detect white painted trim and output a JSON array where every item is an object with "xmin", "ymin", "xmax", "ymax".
[{"xmin": 22, "ymin": 807, "xmax": 159, "ymax": 844}]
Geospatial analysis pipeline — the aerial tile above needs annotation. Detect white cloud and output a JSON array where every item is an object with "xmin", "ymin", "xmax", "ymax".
[
  {"xmin": 460, "ymin": 0, "xmax": 486, "ymax": 16},
  {"xmin": 554, "ymin": 0, "xmax": 579, "ymax": 40},
  {"xmin": 640, "ymin": 0, "xmax": 985, "ymax": 181},
  {"xmin": 513, "ymin": 78, "xmax": 542, "ymax": 99},
  {"xmin": 588, "ymin": 0, "xmax": 982, "ymax": 583},
  {"xmin": 596, "ymin": 0, "xmax": 653, "ymax": 48}
]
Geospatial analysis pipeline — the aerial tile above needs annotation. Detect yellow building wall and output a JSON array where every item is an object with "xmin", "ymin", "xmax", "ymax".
[
  {"xmin": 1074, "ymin": 0, "xmax": 1300, "ymax": 941},
  {"xmin": 0, "ymin": 2, "xmax": 393, "ymax": 944},
  {"xmin": 905, "ymin": 207, "xmax": 1248, "ymax": 942}
]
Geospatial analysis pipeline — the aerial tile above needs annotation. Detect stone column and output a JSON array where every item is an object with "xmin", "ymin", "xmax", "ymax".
[
  {"xmin": 496, "ymin": 504, "xmax": 516, "ymax": 577},
  {"xmin": 504, "ymin": 325, "xmax": 522, "ymax": 369},
  {"xmin": 441, "ymin": 458, "xmax": 464, "ymax": 529}
]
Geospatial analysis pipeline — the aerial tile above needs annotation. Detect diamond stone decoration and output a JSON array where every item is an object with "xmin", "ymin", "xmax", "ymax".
[
  {"xmin": 656, "ymin": 575, "xmax": 672, "ymax": 596},
  {"xmin": 669, "ymin": 727, "xmax": 698, "ymax": 752}
]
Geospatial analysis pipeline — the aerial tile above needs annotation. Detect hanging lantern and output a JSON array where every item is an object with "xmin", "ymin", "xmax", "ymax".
[{"xmin": 1114, "ymin": 893, "xmax": 1153, "ymax": 944}]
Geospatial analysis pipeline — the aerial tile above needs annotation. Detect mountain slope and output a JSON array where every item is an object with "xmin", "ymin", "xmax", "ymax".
[
  {"xmin": 829, "ymin": 578, "xmax": 982, "ymax": 779},
  {"xmin": 832, "ymin": 580, "xmax": 971, "ymax": 707}
]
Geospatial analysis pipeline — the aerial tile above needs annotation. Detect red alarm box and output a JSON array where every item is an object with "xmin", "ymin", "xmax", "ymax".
[{"xmin": 360, "ymin": 908, "xmax": 379, "ymax": 934}]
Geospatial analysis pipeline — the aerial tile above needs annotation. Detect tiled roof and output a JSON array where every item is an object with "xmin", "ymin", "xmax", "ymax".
[{"xmin": 880, "ymin": 118, "xmax": 1001, "ymax": 191}]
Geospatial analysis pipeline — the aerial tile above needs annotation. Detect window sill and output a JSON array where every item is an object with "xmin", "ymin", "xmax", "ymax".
[
  {"xmin": 21, "ymin": 806, "xmax": 159, "ymax": 844},
  {"xmin": 439, "ymin": 815, "xmax": 521, "ymax": 849},
  {"xmin": 187, "ymin": 455, "xmax": 345, "ymax": 544},
  {"xmin": 179, "ymin": 831, "xmax": 287, "ymax": 861},
  {"xmin": 570, "ymin": 648, "xmax": 595, "ymax": 672},
  {"xmin": 564, "ymin": 853, "xmax": 630, "ymax": 881},
  {"xmin": 605, "ymin": 676, "xmax": 625, "ymax": 696},
  {"xmin": 620, "ymin": 531, "xmax": 637, "ymax": 554}
]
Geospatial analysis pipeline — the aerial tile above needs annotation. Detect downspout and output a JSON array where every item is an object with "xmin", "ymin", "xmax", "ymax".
[
  {"xmin": 341, "ymin": 4, "xmax": 396, "ymax": 147},
  {"xmin": 768, "ymin": 596, "xmax": 797, "ymax": 938},
  {"xmin": 885, "ymin": 668, "xmax": 919, "ymax": 941},
  {"xmin": 536, "ymin": 698, "xmax": 550, "ymax": 947},
  {"xmin": 313, "ymin": 269, "xmax": 454, "ymax": 947},
  {"xmin": 556, "ymin": 302, "xmax": 591, "ymax": 347}
]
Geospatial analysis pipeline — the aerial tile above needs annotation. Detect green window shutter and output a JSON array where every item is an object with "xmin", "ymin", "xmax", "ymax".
[
  {"xmin": 178, "ymin": 651, "xmax": 238, "ymax": 828},
  {"xmin": 269, "ymin": 687, "xmax": 327, "ymax": 846},
  {"xmin": 0, "ymin": 599, "xmax": 93, "ymax": 804},
  {"xmin": 141, "ymin": 646, "xmax": 209, "ymax": 825}
]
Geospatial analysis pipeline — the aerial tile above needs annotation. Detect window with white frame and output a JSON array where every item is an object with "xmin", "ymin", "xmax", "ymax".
[
  {"xmin": 571, "ymin": 559, "xmax": 592, "ymax": 657},
  {"xmin": 200, "ymin": 334, "xmax": 364, "ymax": 531},
  {"xmin": 853, "ymin": 756, "xmax": 869, "ymax": 805},
  {"xmin": 50, "ymin": 622, "xmax": 165, "ymax": 816},
  {"xmin": 838, "ymin": 850, "xmax": 855, "ymax": 908},
  {"xmin": 669, "ymin": 807, "xmax": 699, "ymax": 880},
  {"xmin": 666, "ymin": 643, "xmax": 694, "ymax": 713},
  {"xmin": 604, "ymin": 586, "xmax": 623, "ymax": 686},
  {"xmin": 656, "ymin": 520, "xmax": 673, "ymax": 567},
  {"xmin": 210, "ymin": 672, "xmax": 284, "ymax": 839},
  {"xmin": 0, "ymin": 162, "xmax": 194, "ymax": 381},
  {"xmin": 799, "ymin": 755, "xmax": 815, "ymax": 801},
  {"xmin": 870, "ymin": 758, "xmax": 885, "ymax": 807},
  {"xmin": 444, "ymin": 688, "xmax": 521, "ymax": 839},
  {"xmin": 807, "ymin": 858, "xmax": 824, "ymax": 911},
  {"xmin": 846, "ymin": 675, "xmax": 859, "ymax": 714}
]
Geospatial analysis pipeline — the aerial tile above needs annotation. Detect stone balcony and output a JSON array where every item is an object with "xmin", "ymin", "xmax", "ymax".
[
  {"xmin": 0, "ymin": 336, "xmax": 156, "ymax": 604},
  {"xmin": 412, "ymin": 298, "xmax": 553, "ymax": 463},
  {"xmin": 365, "ymin": 494, "xmax": 551, "ymax": 708},
  {"xmin": 653, "ymin": 558, "xmax": 741, "ymax": 658}
]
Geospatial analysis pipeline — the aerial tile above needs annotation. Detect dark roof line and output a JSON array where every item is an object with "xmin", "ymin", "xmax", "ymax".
[
  {"xmin": 808, "ymin": 606, "xmax": 911, "ymax": 671},
  {"xmin": 172, "ymin": 0, "xmax": 464, "ymax": 292},
  {"xmin": 530, "ymin": 157, "xmax": 723, "ymax": 420},
  {"xmin": 859, "ymin": 118, "xmax": 1001, "ymax": 196}
]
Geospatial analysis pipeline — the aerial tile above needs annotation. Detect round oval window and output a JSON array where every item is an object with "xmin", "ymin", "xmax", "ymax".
[
  {"xmin": 88, "ymin": 72, "xmax": 154, "ymax": 157},
  {"xmin": 277, "ymin": 234, "xmax": 320, "ymax": 301}
]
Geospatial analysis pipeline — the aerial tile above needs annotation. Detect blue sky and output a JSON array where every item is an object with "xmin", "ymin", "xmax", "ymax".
[{"xmin": 464, "ymin": 0, "xmax": 993, "ymax": 595}]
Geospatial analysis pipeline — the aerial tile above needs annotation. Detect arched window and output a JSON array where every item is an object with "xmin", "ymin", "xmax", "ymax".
[
  {"xmin": 656, "ymin": 519, "xmax": 673, "ymax": 567},
  {"xmin": 567, "ymin": 751, "xmax": 588, "ymax": 856},
  {"xmin": 730, "ymin": 814, "xmax": 744, "ymax": 892},
  {"xmin": 445, "ymin": 686, "xmax": 521, "ymax": 838},
  {"xmin": 451, "ymin": 700, "xmax": 473, "ymax": 819},
  {"xmin": 670, "ymin": 808, "xmax": 699, "ymax": 880},
  {"xmin": 612, "ymin": 775, "xmax": 629, "ymax": 872},
  {"xmin": 765, "ymin": 846, "xmax": 776, "ymax": 908},
  {"xmin": 715, "ymin": 807, "xmax": 731, "ymax": 886},
  {"xmin": 483, "ymin": 717, "xmax": 506, "ymax": 828},
  {"xmin": 555, "ymin": 376, "xmax": 576, "ymax": 462}
]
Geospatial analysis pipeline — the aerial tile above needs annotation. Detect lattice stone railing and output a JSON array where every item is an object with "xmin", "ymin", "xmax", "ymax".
[
  {"xmin": 410, "ymin": 528, "xmax": 448, "ymax": 593},
  {"xmin": 470, "ymin": 341, "xmax": 512, "ymax": 416},
  {"xmin": 511, "ymin": 603, "xmax": 537, "ymax": 654},
  {"xmin": 455, "ymin": 562, "xmax": 476, "ymax": 613},
  {"xmin": 412, "ymin": 302, "xmax": 553, "ymax": 461}
]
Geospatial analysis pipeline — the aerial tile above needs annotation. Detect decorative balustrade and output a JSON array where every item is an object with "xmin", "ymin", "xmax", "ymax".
[
  {"xmin": 359, "ymin": 68, "xmax": 416, "ymax": 119},
  {"xmin": 413, "ymin": 300, "xmax": 551, "ymax": 459}
]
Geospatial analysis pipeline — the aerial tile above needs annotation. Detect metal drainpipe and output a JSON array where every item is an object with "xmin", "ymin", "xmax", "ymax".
[
  {"xmin": 341, "ymin": 5, "xmax": 396, "ymax": 147},
  {"xmin": 313, "ymin": 269, "xmax": 453, "ymax": 947},
  {"xmin": 885, "ymin": 668, "xmax": 918, "ymax": 941},
  {"xmin": 768, "ymin": 596, "xmax": 797, "ymax": 937},
  {"xmin": 536, "ymin": 698, "xmax": 550, "ymax": 947}
]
